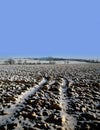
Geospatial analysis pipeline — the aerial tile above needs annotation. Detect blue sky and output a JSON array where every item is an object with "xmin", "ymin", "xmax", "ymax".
[{"xmin": 0, "ymin": 0, "xmax": 100, "ymax": 59}]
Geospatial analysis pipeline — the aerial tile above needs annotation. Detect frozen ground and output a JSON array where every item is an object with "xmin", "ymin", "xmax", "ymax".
[{"xmin": 0, "ymin": 64, "xmax": 99, "ymax": 130}]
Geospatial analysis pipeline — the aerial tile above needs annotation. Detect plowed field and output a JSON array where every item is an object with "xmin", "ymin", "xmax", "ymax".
[{"xmin": 0, "ymin": 64, "xmax": 100, "ymax": 130}]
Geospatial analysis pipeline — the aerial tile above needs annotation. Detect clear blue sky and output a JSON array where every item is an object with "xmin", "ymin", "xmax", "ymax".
[{"xmin": 0, "ymin": 0, "xmax": 100, "ymax": 59}]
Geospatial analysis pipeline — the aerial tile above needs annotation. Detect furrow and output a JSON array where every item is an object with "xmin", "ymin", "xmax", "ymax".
[
  {"xmin": 59, "ymin": 78, "xmax": 76, "ymax": 130},
  {"xmin": 0, "ymin": 77, "xmax": 47, "ymax": 126}
]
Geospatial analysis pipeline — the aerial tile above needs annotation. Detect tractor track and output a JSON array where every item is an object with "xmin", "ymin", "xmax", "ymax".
[
  {"xmin": 59, "ymin": 78, "xmax": 76, "ymax": 130},
  {"xmin": 0, "ymin": 77, "xmax": 47, "ymax": 126}
]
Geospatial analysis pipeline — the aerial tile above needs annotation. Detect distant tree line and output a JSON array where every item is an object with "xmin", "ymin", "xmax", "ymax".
[
  {"xmin": 4, "ymin": 58, "xmax": 15, "ymax": 65},
  {"xmin": 32, "ymin": 57, "xmax": 100, "ymax": 63},
  {"xmin": 3, "ymin": 58, "xmax": 100, "ymax": 65},
  {"xmin": 3, "ymin": 58, "xmax": 56, "ymax": 65}
]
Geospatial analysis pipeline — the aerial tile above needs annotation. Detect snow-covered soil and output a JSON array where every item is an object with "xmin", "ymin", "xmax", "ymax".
[{"xmin": 0, "ymin": 64, "xmax": 99, "ymax": 130}]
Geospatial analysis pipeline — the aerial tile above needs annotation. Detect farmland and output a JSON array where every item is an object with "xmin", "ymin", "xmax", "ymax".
[{"xmin": 0, "ymin": 64, "xmax": 100, "ymax": 130}]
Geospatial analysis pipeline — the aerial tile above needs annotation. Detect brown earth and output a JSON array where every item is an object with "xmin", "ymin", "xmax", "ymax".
[{"xmin": 0, "ymin": 64, "xmax": 100, "ymax": 130}]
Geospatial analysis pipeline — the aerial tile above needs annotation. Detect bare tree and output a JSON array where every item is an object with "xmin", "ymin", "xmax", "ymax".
[
  {"xmin": 4, "ymin": 58, "xmax": 15, "ymax": 65},
  {"xmin": 18, "ymin": 59, "xmax": 22, "ymax": 65}
]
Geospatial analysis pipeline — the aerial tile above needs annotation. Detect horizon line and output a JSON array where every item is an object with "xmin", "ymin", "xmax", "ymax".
[{"xmin": 0, "ymin": 56, "xmax": 99, "ymax": 60}]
